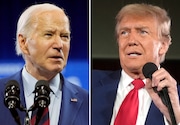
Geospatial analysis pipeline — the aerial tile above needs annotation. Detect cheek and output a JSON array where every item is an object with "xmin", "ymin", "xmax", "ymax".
[
  {"xmin": 63, "ymin": 43, "xmax": 70, "ymax": 57},
  {"xmin": 152, "ymin": 42, "xmax": 161, "ymax": 54},
  {"xmin": 118, "ymin": 37, "xmax": 127, "ymax": 48},
  {"xmin": 118, "ymin": 40, "xmax": 126, "ymax": 54},
  {"xmin": 26, "ymin": 40, "xmax": 38, "ymax": 54},
  {"xmin": 146, "ymin": 42, "xmax": 161, "ymax": 61}
]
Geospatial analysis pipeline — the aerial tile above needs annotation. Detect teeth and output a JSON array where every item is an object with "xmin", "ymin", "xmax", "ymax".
[{"xmin": 129, "ymin": 53, "xmax": 139, "ymax": 56}]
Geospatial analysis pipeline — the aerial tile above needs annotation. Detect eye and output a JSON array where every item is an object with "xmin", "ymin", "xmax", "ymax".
[
  {"xmin": 60, "ymin": 34, "xmax": 70, "ymax": 41},
  {"xmin": 44, "ymin": 32, "xmax": 53, "ymax": 38},
  {"xmin": 120, "ymin": 30, "xmax": 129, "ymax": 36},
  {"xmin": 139, "ymin": 29, "xmax": 148, "ymax": 35},
  {"xmin": 61, "ymin": 35, "xmax": 69, "ymax": 38},
  {"xmin": 45, "ymin": 33, "xmax": 52, "ymax": 36}
]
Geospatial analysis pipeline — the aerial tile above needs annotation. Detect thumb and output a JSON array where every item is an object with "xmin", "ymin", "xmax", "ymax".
[
  {"xmin": 145, "ymin": 78, "xmax": 156, "ymax": 94},
  {"xmin": 145, "ymin": 78, "xmax": 152, "ymax": 89}
]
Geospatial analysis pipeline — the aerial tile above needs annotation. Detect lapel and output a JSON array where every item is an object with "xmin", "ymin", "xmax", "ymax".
[
  {"xmin": 92, "ymin": 70, "xmax": 121, "ymax": 125},
  {"xmin": 58, "ymin": 74, "xmax": 83, "ymax": 125},
  {"xmin": 99, "ymin": 69, "xmax": 121, "ymax": 112},
  {"xmin": 145, "ymin": 102, "xmax": 165, "ymax": 125}
]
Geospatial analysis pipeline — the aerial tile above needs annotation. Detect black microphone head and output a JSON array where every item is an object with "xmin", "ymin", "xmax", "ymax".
[
  {"xmin": 4, "ymin": 80, "xmax": 20, "ymax": 109},
  {"xmin": 5, "ymin": 80, "xmax": 19, "ymax": 90},
  {"xmin": 35, "ymin": 80, "xmax": 49, "ymax": 89},
  {"xmin": 35, "ymin": 80, "xmax": 51, "ymax": 95},
  {"xmin": 142, "ymin": 62, "xmax": 158, "ymax": 79},
  {"xmin": 34, "ymin": 80, "xmax": 51, "ymax": 108}
]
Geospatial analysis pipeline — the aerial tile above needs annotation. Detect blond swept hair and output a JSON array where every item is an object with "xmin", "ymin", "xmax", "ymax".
[{"xmin": 115, "ymin": 3, "xmax": 172, "ymax": 62}]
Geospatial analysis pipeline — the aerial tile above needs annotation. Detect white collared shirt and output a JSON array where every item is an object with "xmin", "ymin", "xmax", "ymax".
[
  {"xmin": 22, "ymin": 67, "xmax": 62, "ymax": 125},
  {"xmin": 110, "ymin": 70, "xmax": 169, "ymax": 125}
]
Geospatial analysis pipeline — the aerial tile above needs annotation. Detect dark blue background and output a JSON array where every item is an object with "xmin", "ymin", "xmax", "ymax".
[{"xmin": 0, "ymin": 0, "xmax": 89, "ymax": 90}]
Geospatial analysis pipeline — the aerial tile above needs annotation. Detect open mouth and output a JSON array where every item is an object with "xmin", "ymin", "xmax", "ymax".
[
  {"xmin": 52, "ymin": 56, "xmax": 62, "ymax": 58},
  {"xmin": 50, "ymin": 55, "xmax": 63, "ymax": 60},
  {"xmin": 128, "ymin": 52, "xmax": 142, "ymax": 56}
]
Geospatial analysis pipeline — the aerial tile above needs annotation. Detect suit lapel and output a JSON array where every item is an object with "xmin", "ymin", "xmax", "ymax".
[
  {"xmin": 92, "ymin": 70, "xmax": 121, "ymax": 124},
  {"xmin": 59, "ymin": 75, "xmax": 83, "ymax": 125},
  {"xmin": 145, "ymin": 102, "xmax": 165, "ymax": 125},
  {"xmin": 99, "ymin": 70, "xmax": 121, "ymax": 117}
]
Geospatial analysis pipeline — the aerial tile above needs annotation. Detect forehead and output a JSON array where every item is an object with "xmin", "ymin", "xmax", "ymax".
[
  {"xmin": 120, "ymin": 14, "xmax": 158, "ymax": 28},
  {"xmin": 33, "ymin": 9, "xmax": 70, "ymax": 31}
]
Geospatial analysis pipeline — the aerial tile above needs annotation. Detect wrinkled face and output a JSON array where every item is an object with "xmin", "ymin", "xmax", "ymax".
[
  {"xmin": 118, "ymin": 14, "xmax": 168, "ymax": 76},
  {"xmin": 19, "ymin": 9, "xmax": 70, "ymax": 79}
]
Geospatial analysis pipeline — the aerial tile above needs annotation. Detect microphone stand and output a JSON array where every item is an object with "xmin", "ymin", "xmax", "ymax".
[
  {"xmin": 24, "ymin": 110, "xmax": 31, "ymax": 125},
  {"xmin": 18, "ymin": 105, "xmax": 31, "ymax": 125}
]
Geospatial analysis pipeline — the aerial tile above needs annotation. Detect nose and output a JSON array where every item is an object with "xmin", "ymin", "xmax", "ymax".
[
  {"xmin": 128, "ymin": 32, "xmax": 139, "ymax": 46},
  {"xmin": 53, "ymin": 36, "xmax": 63, "ymax": 52}
]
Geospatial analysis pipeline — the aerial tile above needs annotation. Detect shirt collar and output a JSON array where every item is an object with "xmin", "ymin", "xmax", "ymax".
[
  {"xmin": 120, "ymin": 70, "xmax": 134, "ymax": 88},
  {"xmin": 49, "ymin": 73, "xmax": 61, "ymax": 98},
  {"xmin": 22, "ymin": 67, "xmax": 61, "ymax": 97},
  {"xmin": 22, "ymin": 67, "xmax": 37, "ymax": 97},
  {"xmin": 120, "ymin": 70, "xmax": 146, "ymax": 88}
]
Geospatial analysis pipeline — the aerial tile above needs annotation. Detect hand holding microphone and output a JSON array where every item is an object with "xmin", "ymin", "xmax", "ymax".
[
  {"xmin": 142, "ymin": 62, "xmax": 177, "ymax": 125},
  {"xmin": 142, "ymin": 62, "xmax": 168, "ymax": 106}
]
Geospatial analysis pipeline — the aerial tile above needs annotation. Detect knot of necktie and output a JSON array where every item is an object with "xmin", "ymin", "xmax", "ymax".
[
  {"xmin": 114, "ymin": 79, "xmax": 145, "ymax": 125},
  {"xmin": 132, "ymin": 79, "xmax": 145, "ymax": 90}
]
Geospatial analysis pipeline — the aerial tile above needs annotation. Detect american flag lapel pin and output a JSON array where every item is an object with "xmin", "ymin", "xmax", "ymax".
[{"xmin": 71, "ymin": 98, "xmax": 78, "ymax": 102}]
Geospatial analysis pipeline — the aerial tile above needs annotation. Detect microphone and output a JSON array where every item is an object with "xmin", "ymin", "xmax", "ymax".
[
  {"xmin": 33, "ymin": 80, "xmax": 51, "ymax": 108},
  {"xmin": 142, "ymin": 62, "xmax": 177, "ymax": 125},
  {"xmin": 142, "ymin": 62, "xmax": 169, "ymax": 105},
  {"xmin": 4, "ymin": 80, "xmax": 21, "ymax": 125},
  {"xmin": 33, "ymin": 80, "xmax": 52, "ymax": 125}
]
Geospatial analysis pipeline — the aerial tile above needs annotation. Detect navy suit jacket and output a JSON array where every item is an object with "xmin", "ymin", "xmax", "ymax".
[
  {"xmin": 92, "ymin": 69, "xmax": 180, "ymax": 125},
  {"xmin": 0, "ymin": 70, "xmax": 89, "ymax": 125}
]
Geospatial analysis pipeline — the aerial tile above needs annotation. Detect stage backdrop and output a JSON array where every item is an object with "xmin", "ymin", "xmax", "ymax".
[{"xmin": 0, "ymin": 0, "xmax": 89, "ymax": 90}]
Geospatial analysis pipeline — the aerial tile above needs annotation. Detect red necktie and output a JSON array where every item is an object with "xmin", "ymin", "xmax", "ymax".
[
  {"xmin": 31, "ymin": 107, "xmax": 50, "ymax": 125},
  {"xmin": 114, "ymin": 79, "xmax": 145, "ymax": 125}
]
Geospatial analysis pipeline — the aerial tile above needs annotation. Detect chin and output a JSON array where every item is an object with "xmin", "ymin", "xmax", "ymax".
[
  {"xmin": 55, "ymin": 67, "xmax": 63, "ymax": 73},
  {"xmin": 124, "ymin": 63, "xmax": 142, "ymax": 71},
  {"xmin": 47, "ymin": 66, "xmax": 63, "ymax": 73},
  {"xmin": 53, "ymin": 63, "xmax": 65, "ymax": 70}
]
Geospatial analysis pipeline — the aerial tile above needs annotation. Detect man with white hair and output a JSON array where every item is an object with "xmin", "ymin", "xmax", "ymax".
[{"xmin": 0, "ymin": 3, "xmax": 89, "ymax": 125}]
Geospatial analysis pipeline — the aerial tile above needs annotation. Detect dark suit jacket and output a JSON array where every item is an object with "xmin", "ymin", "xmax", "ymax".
[
  {"xmin": 0, "ymin": 70, "xmax": 89, "ymax": 125},
  {"xmin": 92, "ymin": 69, "xmax": 180, "ymax": 125}
]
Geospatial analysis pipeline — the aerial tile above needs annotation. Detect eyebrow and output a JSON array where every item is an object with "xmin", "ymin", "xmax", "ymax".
[
  {"xmin": 120, "ymin": 25, "xmax": 149, "ymax": 29},
  {"xmin": 119, "ymin": 25, "xmax": 151, "ymax": 32}
]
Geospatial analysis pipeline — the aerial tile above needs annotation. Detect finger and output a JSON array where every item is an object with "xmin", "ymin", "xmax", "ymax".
[
  {"xmin": 145, "ymin": 78, "xmax": 156, "ymax": 94},
  {"xmin": 156, "ymin": 78, "xmax": 168, "ymax": 91},
  {"xmin": 152, "ymin": 68, "xmax": 168, "ymax": 87}
]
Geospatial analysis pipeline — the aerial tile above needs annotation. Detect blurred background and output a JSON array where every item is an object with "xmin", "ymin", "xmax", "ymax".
[
  {"xmin": 92, "ymin": 0, "xmax": 180, "ymax": 83},
  {"xmin": 0, "ymin": 0, "xmax": 89, "ymax": 90}
]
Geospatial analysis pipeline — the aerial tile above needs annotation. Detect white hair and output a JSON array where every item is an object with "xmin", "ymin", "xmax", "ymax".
[{"xmin": 15, "ymin": 3, "xmax": 69, "ymax": 55}]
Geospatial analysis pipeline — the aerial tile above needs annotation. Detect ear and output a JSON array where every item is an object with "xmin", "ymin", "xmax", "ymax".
[
  {"xmin": 159, "ymin": 40, "xmax": 170, "ymax": 56},
  {"xmin": 18, "ymin": 34, "xmax": 30, "ymax": 55}
]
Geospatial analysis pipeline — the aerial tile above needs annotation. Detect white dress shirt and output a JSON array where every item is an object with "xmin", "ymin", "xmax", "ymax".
[
  {"xmin": 22, "ymin": 67, "xmax": 62, "ymax": 125},
  {"xmin": 110, "ymin": 70, "xmax": 169, "ymax": 125}
]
